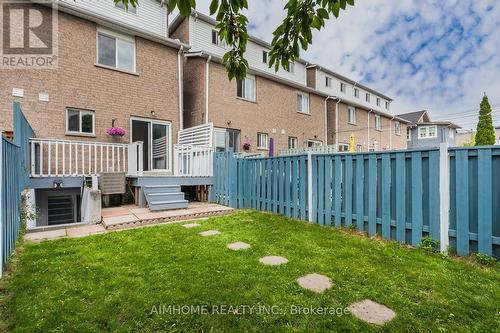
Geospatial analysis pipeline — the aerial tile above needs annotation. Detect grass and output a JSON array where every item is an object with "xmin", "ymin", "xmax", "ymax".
[{"xmin": 1, "ymin": 210, "xmax": 499, "ymax": 332}]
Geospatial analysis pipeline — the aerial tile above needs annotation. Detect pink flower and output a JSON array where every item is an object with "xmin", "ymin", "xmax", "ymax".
[{"xmin": 106, "ymin": 127, "xmax": 126, "ymax": 137}]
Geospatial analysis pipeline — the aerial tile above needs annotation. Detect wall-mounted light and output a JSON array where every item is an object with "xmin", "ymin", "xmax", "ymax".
[
  {"xmin": 151, "ymin": 110, "xmax": 156, "ymax": 116},
  {"xmin": 226, "ymin": 120, "xmax": 232, "ymax": 126},
  {"xmin": 112, "ymin": 118, "xmax": 117, "ymax": 127}
]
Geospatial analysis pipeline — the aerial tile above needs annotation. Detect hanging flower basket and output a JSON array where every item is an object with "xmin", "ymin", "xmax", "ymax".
[
  {"xmin": 106, "ymin": 127, "xmax": 126, "ymax": 137},
  {"xmin": 243, "ymin": 137, "xmax": 251, "ymax": 151}
]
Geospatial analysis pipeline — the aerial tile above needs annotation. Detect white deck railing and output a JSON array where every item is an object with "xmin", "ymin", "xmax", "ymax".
[
  {"xmin": 30, "ymin": 138, "xmax": 143, "ymax": 177},
  {"xmin": 177, "ymin": 123, "xmax": 213, "ymax": 146},
  {"xmin": 174, "ymin": 144, "xmax": 214, "ymax": 177},
  {"xmin": 279, "ymin": 144, "xmax": 338, "ymax": 156}
]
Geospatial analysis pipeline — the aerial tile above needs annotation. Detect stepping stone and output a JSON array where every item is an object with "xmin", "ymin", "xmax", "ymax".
[
  {"xmin": 182, "ymin": 223, "xmax": 201, "ymax": 228},
  {"xmin": 348, "ymin": 299, "xmax": 396, "ymax": 326},
  {"xmin": 297, "ymin": 273, "xmax": 332, "ymax": 293},
  {"xmin": 199, "ymin": 230, "xmax": 221, "ymax": 237},
  {"xmin": 227, "ymin": 242, "xmax": 251, "ymax": 250},
  {"xmin": 259, "ymin": 256, "xmax": 288, "ymax": 266}
]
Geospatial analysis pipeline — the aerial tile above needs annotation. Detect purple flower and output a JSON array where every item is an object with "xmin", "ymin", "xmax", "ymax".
[{"xmin": 106, "ymin": 127, "xmax": 126, "ymax": 137}]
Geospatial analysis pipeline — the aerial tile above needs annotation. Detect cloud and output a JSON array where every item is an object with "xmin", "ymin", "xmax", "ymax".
[{"xmin": 192, "ymin": 0, "xmax": 500, "ymax": 128}]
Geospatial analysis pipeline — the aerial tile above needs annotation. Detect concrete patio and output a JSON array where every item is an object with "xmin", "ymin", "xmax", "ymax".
[{"xmin": 24, "ymin": 202, "xmax": 235, "ymax": 242}]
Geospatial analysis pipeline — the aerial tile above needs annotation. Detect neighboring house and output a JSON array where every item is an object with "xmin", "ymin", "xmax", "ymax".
[
  {"xmin": 496, "ymin": 126, "xmax": 500, "ymax": 145},
  {"xmin": 170, "ymin": 11, "xmax": 410, "ymax": 154},
  {"xmin": 1, "ymin": 1, "xmax": 189, "ymax": 227},
  {"xmin": 455, "ymin": 129, "xmax": 476, "ymax": 146},
  {"xmin": 397, "ymin": 111, "xmax": 461, "ymax": 148}
]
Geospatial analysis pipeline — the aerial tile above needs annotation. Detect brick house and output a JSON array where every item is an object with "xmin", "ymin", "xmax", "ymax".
[{"xmin": 170, "ymin": 11, "xmax": 410, "ymax": 154}]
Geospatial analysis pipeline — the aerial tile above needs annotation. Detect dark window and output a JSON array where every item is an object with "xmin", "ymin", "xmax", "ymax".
[
  {"xmin": 236, "ymin": 79, "xmax": 244, "ymax": 98},
  {"xmin": 212, "ymin": 30, "xmax": 218, "ymax": 45},
  {"xmin": 262, "ymin": 51, "xmax": 268, "ymax": 64}
]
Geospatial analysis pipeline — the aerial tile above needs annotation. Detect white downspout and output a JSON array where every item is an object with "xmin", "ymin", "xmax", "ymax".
[
  {"xmin": 177, "ymin": 45, "xmax": 184, "ymax": 130},
  {"xmin": 205, "ymin": 55, "xmax": 211, "ymax": 124},
  {"xmin": 324, "ymin": 96, "xmax": 333, "ymax": 144},
  {"xmin": 335, "ymin": 98, "xmax": 341, "ymax": 150},
  {"xmin": 368, "ymin": 109, "xmax": 373, "ymax": 151},
  {"xmin": 389, "ymin": 116, "xmax": 395, "ymax": 150}
]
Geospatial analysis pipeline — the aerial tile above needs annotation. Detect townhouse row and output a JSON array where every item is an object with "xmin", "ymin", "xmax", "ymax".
[{"xmin": 1, "ymin": 1, "xmax": 409, "ymax": 176}]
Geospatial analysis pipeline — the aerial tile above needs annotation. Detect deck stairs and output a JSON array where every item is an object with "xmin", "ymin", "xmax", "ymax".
[{"xmin": 142, "ymin": 184, "xmax": 188, "ymax": 211}]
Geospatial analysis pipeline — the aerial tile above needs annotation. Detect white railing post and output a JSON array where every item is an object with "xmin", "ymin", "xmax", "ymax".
[
  {"xmin": 137, "ymin": 141, "xmax": 143, "ymax": 176},
  {"xmin": 307, "ymin": 151, "xmax": 313, "ymax": 222},
  {"xmin": 439, "ymin": 143, "xmax": 450, "ymax": 253}
]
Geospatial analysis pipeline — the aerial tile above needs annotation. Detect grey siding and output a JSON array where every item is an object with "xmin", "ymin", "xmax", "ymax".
[{"xmin": 408, "ymin": 125, "xmax": 457, "ymax": 148}]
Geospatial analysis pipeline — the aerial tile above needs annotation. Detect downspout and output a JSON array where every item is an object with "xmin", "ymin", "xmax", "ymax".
[
  {"xmin": 177, "ymin": 45, "xmax": 184, "ymax": 130},
  {"xmin": 205, "ymin": 55, "xmax": 212, "ymax": 124},
  {"xmin": 335, "ymin": 98, "xmax": 341, "ymax": 150},
  {"xmin": 324, "ymin": 96, "xmax": 334, "ymax": 144},
  {"xmin": 389, "ymin": 116, "xmax": 395, "ymax": 150},
  {"xmin": 368, "ymin": 109, "xmax": 373, "ymax": 150}
]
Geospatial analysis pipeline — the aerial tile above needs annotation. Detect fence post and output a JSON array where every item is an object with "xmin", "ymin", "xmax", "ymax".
[
  {"xmin": 307, "ymin": 152, "xmax": 313, "ymax": 222},
  {"xmin": 0, "ymin": 135, "xmax": 3, "ymax": 277},
  {"xmin": 439, "ymin": 143, "xmax": 450, "ymax": 253}
]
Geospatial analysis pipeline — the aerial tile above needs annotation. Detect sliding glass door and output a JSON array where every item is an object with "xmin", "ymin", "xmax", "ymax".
[{"xmin": 131, "ymin": 118, "xmax": 171, "ymax": 172}]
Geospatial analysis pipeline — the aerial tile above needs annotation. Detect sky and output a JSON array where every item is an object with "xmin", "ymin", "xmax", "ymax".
[{"xmin": 185, "ymin": 0, "xmax": 500, "ymax": 130}]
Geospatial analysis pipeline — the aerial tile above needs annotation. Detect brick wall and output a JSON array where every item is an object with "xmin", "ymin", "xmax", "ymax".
[
  {"xmin": 330, "ymin": 102, "xmax": 408, "ymax": 150},
  {"xmin": 198, "ymin": 60, "xmax": 326, "ymax": 154},
  {"xmin": 0, "ymin": 7, "xmax": 180, "ymax": 144}
]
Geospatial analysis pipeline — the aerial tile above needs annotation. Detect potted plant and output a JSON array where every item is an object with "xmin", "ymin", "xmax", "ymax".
[
  {"xmin": 242, "ymin": 137, "xmax": 251, "ymax": 151},
  {"xmin": 106, "ymin": 119, "xmax": 126, "ymax": 139}
]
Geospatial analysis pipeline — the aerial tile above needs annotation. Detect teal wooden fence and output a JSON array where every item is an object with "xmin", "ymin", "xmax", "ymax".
[
  {"xmin": 0, "ymin": 102, "xmax": 35, "ymax": 276},
  {"xmin": 213, "ymin": 147, "xmax": 499, "ymax": 258}
]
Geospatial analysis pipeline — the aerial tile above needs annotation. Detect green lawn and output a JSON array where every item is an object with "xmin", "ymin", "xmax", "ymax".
[{"xmin": 1, "ymin": 211, "xmax": 499, "ymax": 332}]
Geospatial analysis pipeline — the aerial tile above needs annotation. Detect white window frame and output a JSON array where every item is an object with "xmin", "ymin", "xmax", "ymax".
[
  {"xmin": 286, "ymin": 62, "xmax": 295, "ymax": 73},
  {"xmin": 338, "ymin": 143, "xmax": 349, "ymax": 152},
  {"xmin": 325, "ymin": 76, "xmax": 332, "ymax": 88},
  {"xmin": 354, "ymin": 88, "xmax": 359, "ymax": 98},
  {"xmin": 347, "ymin": 106, "xmax": 357, "ymax": 125},
  {"xmin": 366, "ymin": 93, "xmax": 371, "ymax": 103},
  {"xmin": 114, "ymin": 2, "xmax": 137, "ymax": 14},
  {"xmin": 307, "ymin": 140, "xmax": 322, "ymax": 147},
  {"xmin": 211, "ymin": 29, "xmax": 225, "ymax": 47},
  {"xmin": 407, "ymin": 128, "xmax": 412, "ymax": 141},
  {"xmin": 97, "ymin": 28, "xmax": 136, "ymax": 73},
  {"xmin": 418, "ymin": 125, "xmax": 438, "ymax": 139},
  {"xmin": 340, "ymin": 82, "xmax": 346, "ymax": 93},
  {"xmin": 66, "ymin": 108, "xmax": 95, "ymax": 136},
  {"xmin": 376, "ymin": 98, "xmax": 381, "ymax": 106},
  {"xmin": 394, "ymin": 121, "xmax": 401, "ymax": 136},
  {"xmin": 296, "ymin": 92, "xmax": 310, "ymax": 114},
  {"xmin": 449, "ymin": 128, "xmax": 455, "ymax": 139},
  {"xmin": 288, "ymin": 136, "xmax": 298, "ymax": 149},
  {"xmin": 385, "ymin": 101, "xmax": 390, "ymax": 110},
  {"xmin": 257, "ymin": 133, "xmax": 269, "ymax": 150},
  {"xmin": 374, "ymin": 114, "xmax": 381, "ymax": 130},
  {"xmin": 236, "ymin": 74, "xmax": 256, "ymax": 102}
]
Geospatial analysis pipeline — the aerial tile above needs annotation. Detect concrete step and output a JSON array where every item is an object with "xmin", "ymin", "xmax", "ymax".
[{"xmin": 149, "ymin": 200, "xmax": 189, "ymax": 211}]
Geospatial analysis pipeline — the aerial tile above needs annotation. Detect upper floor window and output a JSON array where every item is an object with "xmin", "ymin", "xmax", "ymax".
[
  {"xmin": 407, "ymin": 128, "xmax": 411, "ymax": 141},
  {"xmin": 236, "ymin": 75, "xmax": 256, "ymax": 101},
  {"xmin": 97, "ymin": 29, "xmax": 135, "ymax": 72},
  {"xmin": 376, "ymin": 98, "xmax": 381, "ymax": 106},
  {"xmin": 296, "ymin": 92, "xmax": 310, "ymax": 114},
  {"xmin": 449, "ymin": 128, "xmax": 455, "ymax": 139},
  {"xmin": 354, "ymin": 88, "xmax": 359, "ymax": 98},
  {"xmin": 418, "ymin": 125, "xmax": 437, "ymax": 139},
  {"xmin": 288, "ymin": 136, "xmax": 298, "ymax": 149},
  {"xmin": 286, "ymin": 62, "xmax": 295, "ymax": 73},
  {"xmin": 366, "ymin": 93, "xmax": 371, "ymax": 103},
  {"xmin": 66, "ymin": 108, "xmax": 94, "ymax": 135},
  {"xmin": 394, "ymin": 121, "xmax": 401, "ymax": 135},
  {"xmin": 374, "ymin": 114, "xmax": 381, "ymax": 130},
  {"xmin": 211, "ymin": 30, "xmax": 225, "ymax": 47},
  {"xmin": 115, "ymin": 2, "xmax": 137, "ymax": 14},
  {"xmin": 340, "ymin": 82, "xmax": 346, "ymax": 93},
  {"xmin": 257, "ymin": 132, "xmax": 269, "ymax": 150},
  {"xmin": 325, "ymin": 76, "xmax": 332, "ymax": 88},
  {"xmin": 385, "ymin": 101, "xmax": 390, "ymax": 110},
  {"xmin": 348, "ymin": 106, "xmax": 357, "ymax": 125},
  {"xmin": 262, "ymin": 51, "xmax": 268, "ymax": 64}
]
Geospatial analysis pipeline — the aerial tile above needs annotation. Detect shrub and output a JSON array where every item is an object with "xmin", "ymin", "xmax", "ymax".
[{"xmin": 418, "ymin": 236, "xmax": 440, "ymax": 253}]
